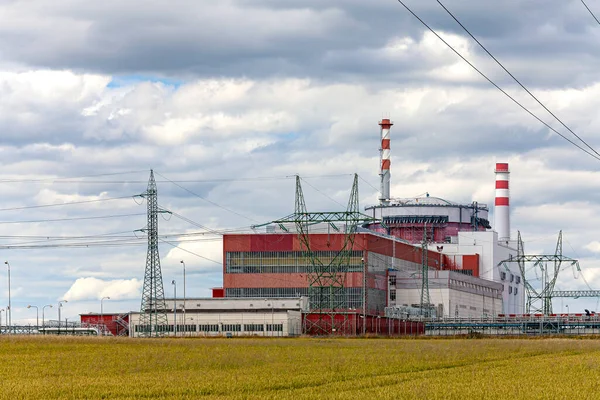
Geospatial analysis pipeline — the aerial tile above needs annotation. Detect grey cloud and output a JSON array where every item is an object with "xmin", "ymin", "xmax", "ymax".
[{"xmin": 0, "ymin": 0, "xmax": 598, "ymax": 89}]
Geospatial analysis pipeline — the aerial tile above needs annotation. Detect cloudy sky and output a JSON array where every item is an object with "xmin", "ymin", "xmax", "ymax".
[{"xmin": 2, "ymin": 0, "xmax": 600, "ymax": 325}]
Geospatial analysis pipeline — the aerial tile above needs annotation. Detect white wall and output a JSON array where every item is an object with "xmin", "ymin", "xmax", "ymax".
[
  {"xmin": 431, "ymin": 231, "xmax": 524, "ymax": 314},
  {"xmin": 129, "ymin": 310, "xmax": 302, "ymax": 337}
]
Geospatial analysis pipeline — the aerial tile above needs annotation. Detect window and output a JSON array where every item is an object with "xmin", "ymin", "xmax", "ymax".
[
  {"xmin": 500, "ymin": 272, "xmax": 506, "ymax": 281},
  {"xmin": 388, "ymin": 276, "xmax": 397, "ymax": 286},
  {"xmin": 226, "ymin": 251, "xmax": 365, "ymax": 274},
  {"xmin": 244, "ymin": 324, "xmax": 264, "ymax": 332},
  {"xmin": 514, "ymin": 287, "xmax": 518, "ymax": 295},
  {"xmin": 222, "ymin": 324, "xmax": 241, "ymax": 332},
  {"xmin": 267, "ymin": 324, "xmax": 283, "ymax": 332},
  {"xmin": 177, "ymin": 324, "xmax": 197, "ymax": 332},
  {"xmin": 198, "ymin": 324, "xmax": 219, "ymax": 332},
  {"xmin": 510, "ymin": 274, "xmax": 514, "ymax": 282},
  {"xmin": 390, "ymin": 291, "xmax": 396, "ymax": 301},
  {"xmin": 516, "ymin": 276, "xmax": 521, "ymax": 284},
  {"xmin": 508, "ymin": 286, "xmax": 513, "ymax": 294}
]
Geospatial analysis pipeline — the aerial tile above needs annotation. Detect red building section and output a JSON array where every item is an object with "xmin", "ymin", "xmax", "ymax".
[
  {"xmin": 441, "ymin": 254, "xmax": 480, "ymax": 277},
  {"xmin": 222, "ymin": 232, "xmax": 443, "ymax": 314},
  {"xmin": 303, "ymin": 313, "xmax": 424, "ymax": 336},
  {"xmin": 80, "ymin": 313, "xmax": 129, "ymax": 336}
]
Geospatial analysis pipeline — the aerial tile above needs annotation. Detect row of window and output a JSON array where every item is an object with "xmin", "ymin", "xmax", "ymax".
[
  {"xmin": 225, "ymin": 287, "xmax": 365, "ymax": 310},
  {"xmin": 133, "ymin": 324, "xmax": 285, "ymax": 333},
  {"xmin": 226, "ymin": 251, "xmax": 364, "ymax": 274},
  {"xmin": 500, "ymin": 272, "xmax": 521, "ymax": 284},
  {"xmin": 507, "ymin": 286, "xmax": 519, "ymax": 295},
  {"xmin": 449, "ymin": 279, "xmax": 498, "ymax": 293}
]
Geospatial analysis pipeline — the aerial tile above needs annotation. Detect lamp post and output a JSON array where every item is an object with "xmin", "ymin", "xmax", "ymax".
[
  {"xmin": 58, "ymin": 300, "xmax": 68, "ymax": 331},
  {"xmin": 4, "ymin": 261, "xmax": 10, "ymax": 334},
  {"xmin": 0, "ymin": 309, "xmax": 4, "ymax": 332},
  {"xmin": 566, "ymin": 304, "xmax": 569, "ymax": 315},
  {"xmin": 180, "ymin": 260, "xmax": 186, "ymax": 336},
  {"xmin": 27, "ymin": 305, "xmax": 39, "ymax": 331},
  {"xmin": 171, "ymin": 280, "xmax": 177, "ymax": 337},
  {"xmin": 42, "ymin": 305, "xmax": 52, "ymax": 334},
  {"xmin": 100, "ymin": 296, "xmax": 110, "ymax": 336}
]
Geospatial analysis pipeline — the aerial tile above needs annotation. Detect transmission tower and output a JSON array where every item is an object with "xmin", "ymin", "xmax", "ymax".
[
  {"xmin": 420, "ymin": 224, "xmax": 431, "ymax": 317},
  {"xmin": 138, "ymin": 170, "xmax": 168, "ymax": 337},
  {"xmin": 256, "ymin": 174, "xmax": 378, "ymax": 335},
  {"xmin": 499, "ymin": 230, "xmax": 579, "ymax": 314}
]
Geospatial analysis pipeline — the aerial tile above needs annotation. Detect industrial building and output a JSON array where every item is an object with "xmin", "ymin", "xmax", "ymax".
[
  {"xmin": 128, "ymin": 297, "xmax": 306, "ymax": 337},
  {"xmin": 96, "ymin": 118, "xmax": 528, "ymax": 338},
  {"xmin": 223, "ymin": 231, "xmax": 441, "ymax": 316},
  {"xmin": 210, "ymin": 119, "xmax": 525, "ymax": 325},
  {"xmin": 388, "ymin": 270, "xmax": 504, "ymax": 319}
]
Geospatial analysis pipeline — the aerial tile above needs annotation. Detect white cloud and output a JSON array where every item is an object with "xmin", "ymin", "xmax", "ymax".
[{"xmin": 62, "ymin": 278, "xmax": 142, "ymax": 301}]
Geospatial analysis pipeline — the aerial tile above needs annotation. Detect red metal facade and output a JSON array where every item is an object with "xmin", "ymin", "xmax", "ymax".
[
  {"xmin": 80, "ymin": 313, "xmax": 129, "ymax": 336},
  {"xmin": 303, "ymin": 313, "xmax": 424, "ymax": 336},
  {"xmin": 223, "ymin": 233, "xmax": 441, "ymax": 299}
]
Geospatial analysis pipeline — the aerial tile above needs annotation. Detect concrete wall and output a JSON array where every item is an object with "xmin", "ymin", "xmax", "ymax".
[
  {"xmin": 433, "ymin": 231, "xmax": 523, "ymax": 314},
  {"xmin": 129, "ymin": 310, "xmax": 303, "ymax": 338},
  {"xmin": 390, "ymin": 270, "xmax": 504, "ymax": 318}
]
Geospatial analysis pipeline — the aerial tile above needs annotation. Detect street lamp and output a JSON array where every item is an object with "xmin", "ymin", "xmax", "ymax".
[
  {"xmin": 42, "ymin": 305, "xmax": 53, "ymax": 334},
  {"xmin": 100, "ymin": 296, "xmax": 110, "ymax": 336},
  {"xmin": 58, "ymin": 300, "xmax": 68, "ymax": 330},
  {"xmin": 0, "ymin": 308, "xmax": 4, "ymax": 332},
  {"xmin": 566, "ymin": 304, "xmax": 569, "ymax": 315},
  {"xmin": 180, "ymin": 260, "xmax": 186, "ymax": 336},
  {"xmin": 4, "ymin": 261, "xmax": 10, "ymax": 334},
  {"xmin": 27, "ymin": 305, "xmax": 39, "ymax": 331},
  {"xmin": 171, "ymin": 280, "xmax": 177, "ymax": 337}
]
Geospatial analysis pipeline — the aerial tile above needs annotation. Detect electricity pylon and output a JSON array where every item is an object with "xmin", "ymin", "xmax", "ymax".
[
  {"xmin": 420, "ymin": 224, "xmax": 431, "ymax": 317},
  {"xmin": 138, "ymin": 170, "xmax": 168, "ymax": 336},
  {"xmin": 499, "ymin": 230, "xmax": 579, "ymax": 314},
  {"xmin": 256, "ymin": 174, "xmax": 378, "ymax": 334}
]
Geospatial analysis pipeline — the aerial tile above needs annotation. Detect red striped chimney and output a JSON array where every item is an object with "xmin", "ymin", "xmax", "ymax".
[
  {"xmin": 379, "ymin": 118, "xmax": 393, "ymax": 204},
  {"xmin": 495, "ymin": 163, "xmax": 510, "ymax": 240}
]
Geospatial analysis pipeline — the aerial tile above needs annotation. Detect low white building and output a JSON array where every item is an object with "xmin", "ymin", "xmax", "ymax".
[
  {"xmin": 388, "ymin": 270, "xmax": 504, "ymax": 318},
  {"xmin": 129, "ymin": 297, "xmax": 308, "ymax": 338}
]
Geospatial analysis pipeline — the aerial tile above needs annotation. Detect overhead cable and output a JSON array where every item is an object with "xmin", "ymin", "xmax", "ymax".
[
  {"xmin": 436, "ymin": 0, "xmax": 600, "ymax": 158},
  {"xmin": 581, "ymin": 0, "xmax": 600, "ymax": 26},
  {"xmin": 154, "ymin": 171, "xmax": 259, "ymax": 223},
  {"xmin": 395, "ymin": 0, "xmax": 600, "ymax": 162}
]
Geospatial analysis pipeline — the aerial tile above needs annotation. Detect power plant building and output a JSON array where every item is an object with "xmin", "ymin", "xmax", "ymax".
[{"xmin": 216, "ymin": 120, "xmax": 524, "ymax": 318}]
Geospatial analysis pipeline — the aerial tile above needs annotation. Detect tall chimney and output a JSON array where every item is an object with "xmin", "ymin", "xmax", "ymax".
[
  {"xmin": 494, "ymin": 163, "xmax": 510, "ymax": 241},
  {"xmin": 379, "ymin": 118, "xmax": 393, "ymax": 204}
]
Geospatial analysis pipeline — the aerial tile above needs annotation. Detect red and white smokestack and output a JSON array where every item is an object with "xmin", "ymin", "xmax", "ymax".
[
  {"xmin": 495, "ymin": 163, "xmax": 510, "ymax": 241},
  {"xmin": 379, "ymin": 118, "xmax": 393, "ymax": 204}
]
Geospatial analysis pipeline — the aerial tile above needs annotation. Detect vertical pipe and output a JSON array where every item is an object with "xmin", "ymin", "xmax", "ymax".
[
  {"xmin": 494, "ymin": 163, "xmax": 510, "ymax": 241},
  {"xmin": 379, "ymin": 119, "xmax": 393, "ymax": 204}
]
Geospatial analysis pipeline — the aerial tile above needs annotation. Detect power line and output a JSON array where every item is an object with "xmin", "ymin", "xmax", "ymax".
[
  {"xmin": 0, "ymin": 195, "xmax": 134, "ymax": 212},
  {"xmin": 436, "ymin": 0, "xmax": 600, "ymax": 158},
  {"xmin": 159, "ymin": 238, "xmax": 222, "ymax": 265},
  {"xmin": 0, "ymin": 213, "xmax": 145, "ymax": 225},
  {"xmin": 581, "ymin": 0, "xmax": 600, "ymax": 26},
  {"xmin": 0, "ymin": 170, "xmax": 148, "ymax": 183},
  {"xmin": 154, "ymin": 171, "xmax": 259, "ymax": 223},
  {"xmin": 395, "ymin": 0, "xmax": 600, "ymax": 162},
  {"xmin": 300, "ymin": 177, "xmax": 347, "ymax": 208}
]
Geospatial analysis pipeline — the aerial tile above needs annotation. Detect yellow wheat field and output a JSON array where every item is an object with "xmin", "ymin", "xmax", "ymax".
[{"xmin": 0, "ymin": 336, "xmax": 599, "ymax": 399}]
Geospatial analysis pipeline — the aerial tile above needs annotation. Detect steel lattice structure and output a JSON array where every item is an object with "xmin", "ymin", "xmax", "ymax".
[
  {"xmin": 138, "ymin": 170, "xmax": 168, "ymax": 337},
  {"xmin": 499, "ymin": 231, "xmax": 579, "ymax": 315},
  {"xmin": 420, "ymin": 225, "xmax": 431, "ymax": 317},
  {"xmin": 261, "ymin": 174, "xmax": 378, "ymax": 334},
  {"xmin": 551, "ymin": 290, "xmax": 600, "ymax": 298}
]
